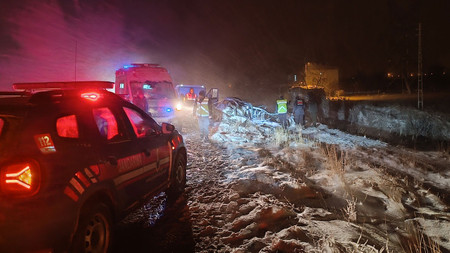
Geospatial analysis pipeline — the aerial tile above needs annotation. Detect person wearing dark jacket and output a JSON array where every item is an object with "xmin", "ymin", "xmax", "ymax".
[
  {"xmin": 293, "ymin": 95, "xmax": 305, "ymax": 126},
  {"xmin": 133, "ymin": 89, "xmax": 148, "ymax": 113}
]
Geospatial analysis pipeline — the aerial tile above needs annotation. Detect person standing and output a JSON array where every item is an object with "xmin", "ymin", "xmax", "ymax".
[
  {"xmin": 194, "ymin": 90, "xmax": 210, "ymax": 140},
  {"xmin": 276, "ymin": 95, "xmax": 288, "ymax": 128},
  {"xmin": 293, "ymin": 94, "xmax": 305, "ymax": 126},
  {"xmin": 185, "ymin": 88, "xmax": 197, "ymax": 101},
  {"xmin": 133, "ymin": 88, "xmax": 148, "ymax": 113}
]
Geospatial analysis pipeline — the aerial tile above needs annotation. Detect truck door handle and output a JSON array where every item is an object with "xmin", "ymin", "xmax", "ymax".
[
  {"xmin": 144, "ymin": 149, "xmax": 151, "ymax": 157},
  {"xmin": 107, "ymin": 156, "xmax": 118, "ymax": 166}
]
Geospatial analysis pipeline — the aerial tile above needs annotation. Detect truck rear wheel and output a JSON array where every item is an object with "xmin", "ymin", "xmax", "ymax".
[
  {"xmin": 72, "ymin": 202, "xmax": 112, "ymax": 253},
  {"xmin": 167, "ymin": 153, "xmax": 186, "ymax": 201}
]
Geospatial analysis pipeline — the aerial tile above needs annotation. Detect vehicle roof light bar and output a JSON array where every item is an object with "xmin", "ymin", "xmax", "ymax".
[{"xmin": 12, "ymin": 81, "xmax": 114, "ymax": 91}]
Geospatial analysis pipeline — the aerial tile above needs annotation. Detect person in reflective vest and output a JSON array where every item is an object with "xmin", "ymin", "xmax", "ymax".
[
  {"xmin": 185, "ymin": 88, "xmax": 196, "ymax": 100},
  {"xmin": 194, "ymin": 90, "xmax": 210, "ymax": 140},
  {"xmin": 293, "ymin": 94, "xmax": 305, "ymax": 126},
  {"xmin": 276, "ymin": 95, "xmax": 288, "ymax": 128}
]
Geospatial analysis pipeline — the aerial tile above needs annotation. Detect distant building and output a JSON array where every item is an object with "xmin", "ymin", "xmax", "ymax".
[{"xmin": 304, "ymin": 62, "xmax": 339, "ymax": 95}]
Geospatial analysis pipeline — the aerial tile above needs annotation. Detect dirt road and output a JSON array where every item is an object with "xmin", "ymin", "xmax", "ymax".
[{"xmin": 113, "ymin": 126, "xmax": 238, "ymax": 252}]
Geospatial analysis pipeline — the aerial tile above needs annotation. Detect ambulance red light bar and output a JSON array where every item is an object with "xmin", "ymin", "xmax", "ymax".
[{"xmin": 12, "ymin": 81, "xmax": 114, "ymax": 91}]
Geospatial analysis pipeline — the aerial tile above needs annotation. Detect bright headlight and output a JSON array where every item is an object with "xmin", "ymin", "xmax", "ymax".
[{"xmin": 176, "ymin": 103, "xmax": 182, "ymax": 111}]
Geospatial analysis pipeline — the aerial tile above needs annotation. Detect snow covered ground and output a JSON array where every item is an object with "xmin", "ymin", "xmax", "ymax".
[
  {"xmin": 116, "ymin": 103, "xmax": 449, "ymax": 253},
  {"xmin": 202, "ymin": 105, "xmax": 450, "ymax": 252}
]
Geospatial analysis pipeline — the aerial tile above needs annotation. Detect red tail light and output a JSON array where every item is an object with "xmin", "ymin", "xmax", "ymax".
[{"xmin": 1, "ymin": 160, "xmax": 41, "ymax": 197}]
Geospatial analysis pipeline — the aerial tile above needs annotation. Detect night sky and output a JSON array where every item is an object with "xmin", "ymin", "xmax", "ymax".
[{"xmin": 0, "ymin": 0, "xmax": 449, "ymax": 99}]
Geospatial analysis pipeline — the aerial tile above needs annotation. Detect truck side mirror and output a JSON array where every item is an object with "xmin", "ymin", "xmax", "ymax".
[
  {"xmin": 161, "ymin": 122, "xmax": 175, "ymax": 134},
  {"xmin": 207, "ymin": 88, "xmax": 219, "ymax": 99}
]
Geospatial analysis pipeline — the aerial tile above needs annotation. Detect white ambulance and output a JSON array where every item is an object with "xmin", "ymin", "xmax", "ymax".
[{"xmin": 115, "ymin": 64, "xmax": 182, "ymax": 125}]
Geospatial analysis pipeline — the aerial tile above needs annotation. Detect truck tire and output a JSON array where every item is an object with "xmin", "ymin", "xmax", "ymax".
[
  {"xmin": 72, "ymin": 202, "xmax": 112, "ymax": 253},
  {"xmin": 167, "ymin": 153, "xmax": 186, "ymax": 201}
]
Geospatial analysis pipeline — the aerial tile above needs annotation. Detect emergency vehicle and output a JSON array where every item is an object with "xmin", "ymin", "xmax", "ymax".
[
  {"xmin": 0, "ymin": 81, "xmax": 186, "ymax": 252},
  {"xmin": 114, "ymin": 64, "xmax": 182, "ymax": 125}
]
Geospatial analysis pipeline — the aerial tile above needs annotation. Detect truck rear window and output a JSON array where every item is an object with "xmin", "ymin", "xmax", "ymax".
[
  {"xmin": 56, "ymin": 115, "xmax": 79, "ymax": 138},
  {"xmin": 93, "ymin": 107, "xmax": 119, "ymax": 140}
]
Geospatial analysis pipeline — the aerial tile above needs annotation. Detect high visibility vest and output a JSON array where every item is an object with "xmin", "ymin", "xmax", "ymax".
[
  {"xmin": 277, "ymin": 99, "xmax": 287, "ymax": 114},
  {"xmin": 196, "ymin": 99, "xmax": 209, "ymax": 117},
  {"xmin": 186, "ymin": 93, "xmax": 196, "ymax": 100}
]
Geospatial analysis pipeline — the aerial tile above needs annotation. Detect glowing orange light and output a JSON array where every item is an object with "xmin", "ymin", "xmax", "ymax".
[{"xmin": 5, "ymin": 166, "xmax": 32, "ymax": 189}]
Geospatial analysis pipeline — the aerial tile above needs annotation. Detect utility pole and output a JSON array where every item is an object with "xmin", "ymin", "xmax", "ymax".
[{"xmin": 417, "ymin": 23, "xmax": 423, "ymax": 110}]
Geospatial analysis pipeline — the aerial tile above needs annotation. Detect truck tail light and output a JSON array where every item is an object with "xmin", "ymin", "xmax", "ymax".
[{"xmin": 1, "ymin": 160, "xmax": 41, "ymax": 197}]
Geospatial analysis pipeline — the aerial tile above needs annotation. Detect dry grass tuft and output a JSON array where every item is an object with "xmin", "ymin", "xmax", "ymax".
[
  {"xmin": 320, "ymin": 144, "xmax": 348, "ymax": 179},
  {"xmin": 273, "ymin": 126, "xmax": 305, "ymax": 147},
  {"xmin": 274, "ymin": 127, "xmax": 289, "ymax": 147},
  {"xmin": 401, "ymin": 220, "xmax": 442, "ymax": 253},
  {"xmin": 344, "ymin": 197, "xmax": 357, "ymax": 223},
  {"xmin": 302, "ymin": 151, "xmax": 319, "ymax": 176}
]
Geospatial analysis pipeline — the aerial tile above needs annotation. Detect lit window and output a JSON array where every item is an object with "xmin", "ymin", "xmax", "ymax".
[
  {"xmin": 120, "ymin": 83, "xmax": 124, "ymax": 89},
  {"xmin": 93, "ymin": 108, "xmax": 119, "ymax": 140},
  {"xmin": 123, "ymin": 107, "xmax": 154, "ymax": 138},
  {"xmin": 56, "ymin": 115, "xmax": 79, "ymax": 138}
]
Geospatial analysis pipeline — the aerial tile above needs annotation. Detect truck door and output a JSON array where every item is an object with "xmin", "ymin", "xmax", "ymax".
[
  {"xmin": 90, "ymin": 105, "xmax": 144, "ymax": 207},
  {"xmin": 122, "ymin": 106, "xmax": 172, "ymax": 196}
]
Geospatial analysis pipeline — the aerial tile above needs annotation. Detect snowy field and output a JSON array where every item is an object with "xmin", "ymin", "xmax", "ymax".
[
  {"xmin": 201, "ymin": 105, "xmax": 450, "ymax": 252},
  {"xmin": 116, "ymin": 103, "xmax": 449, "ymax": 253}
]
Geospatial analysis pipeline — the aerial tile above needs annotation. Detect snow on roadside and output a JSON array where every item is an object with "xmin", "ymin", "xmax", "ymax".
[
  {"xmin": 302, "ymin": 124, "xmax": 387, "ymax": 149},
  {"xmin": 348, "ymin": 104, "xmax": 450, "ymax": 141},
  {"xmin": 210, "ymin": 106, "xmax": 450, "ymax": 252}
]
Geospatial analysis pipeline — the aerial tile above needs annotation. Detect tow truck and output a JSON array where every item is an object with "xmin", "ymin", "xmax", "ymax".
[{"xmin": 0, "ymin": 81, "xmax": 186, "ymax": 252}]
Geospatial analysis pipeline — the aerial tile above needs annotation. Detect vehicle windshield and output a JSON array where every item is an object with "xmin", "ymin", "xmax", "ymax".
[{"xmin": 131, "ymin": 81, "xmax": 175, "ymax": 99}]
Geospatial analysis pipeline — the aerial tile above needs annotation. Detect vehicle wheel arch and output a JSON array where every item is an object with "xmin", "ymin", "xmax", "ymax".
[{"xmin": 176, "ymin": 146, "xmax": 187, "ymax": 162}]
